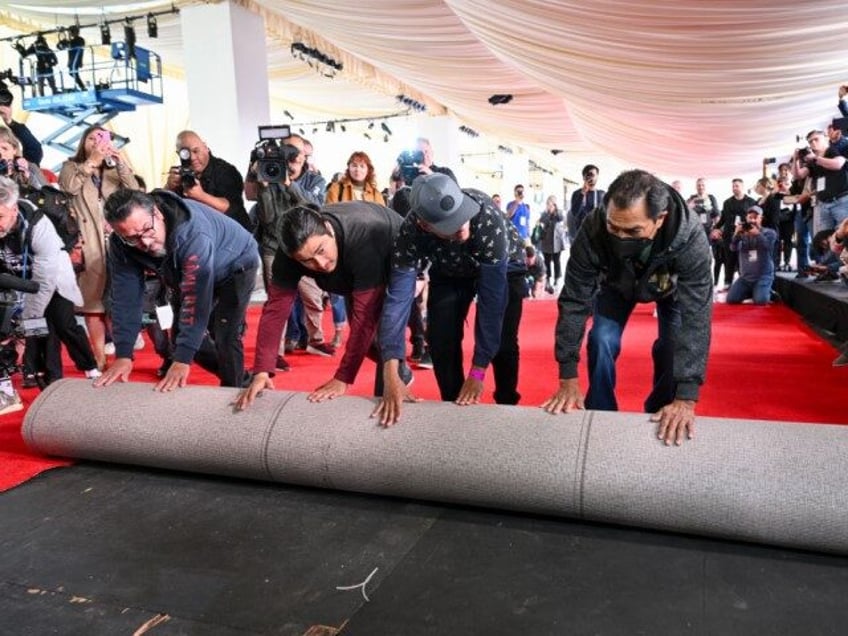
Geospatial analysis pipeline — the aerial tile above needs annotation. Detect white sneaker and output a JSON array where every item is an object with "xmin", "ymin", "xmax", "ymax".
[
  {"xmin": 0, "ymin": 390, "xmax": 23, "ymax": 416},
  {"xmin": 134, "ymin": 333, "xmax": 146, "ymax": 350},
  {"xmin": 104, "ymin": 342, "xmax": 116, "ymax": 356},
  {"xmin": 85, "ymin": 368, "xmax": 102, "ymax": 380}
]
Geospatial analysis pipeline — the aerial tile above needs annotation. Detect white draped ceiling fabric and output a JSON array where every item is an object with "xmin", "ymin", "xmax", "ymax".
[{"xmin": 2, "ymin": 0, "xmax": 848, "ymax": 182}]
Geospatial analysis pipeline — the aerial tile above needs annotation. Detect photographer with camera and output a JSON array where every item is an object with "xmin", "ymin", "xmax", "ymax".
[
  {"xmin": 0, "ymin": 79, "xmax": 43, "ymax": 167},
  {"xmin": 56, "ymin": 25, "xmax": 86, "ymax": 92},
  {"xmin": 711, "ymin": 178, "xmax": 757, "ymax": 291},
  {"xmin": 165, "ymin": 130, "xmax": 251, "ymax": 232},
  {"xmin": 726, "ymin": 205, "xmax": 778, "ymax": 306},
  {"xmin": 0, "ymin": 177, "xmax": 100, "ymax": 392},
  {"xmin": 390, "ymin": 138, "xmax": 458, "ymax": 190},
  {"xmin": 0, "ymin": 128, "xmax": 46, "ymax": 191},
  {"xmin": 794, "ymin": 129, "xmax": 848, "ymax": 232}
]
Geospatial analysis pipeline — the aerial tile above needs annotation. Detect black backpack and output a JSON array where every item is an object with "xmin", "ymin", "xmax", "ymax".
[{"xmin": 19, "ymin": 186, "xmax": 85, "ymax": 273}]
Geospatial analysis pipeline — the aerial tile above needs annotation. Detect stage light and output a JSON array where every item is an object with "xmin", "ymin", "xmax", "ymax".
[
  {"xmin": 99, "ymin": 21, "xmax": 111, "ymax": 45},
  {"xmin": 381, "ymin": 122, "xmax": 392, "ymax": 135},
  {"xmin": 147, "ymin": 13, "xmax": 158, "ymax": 38}
]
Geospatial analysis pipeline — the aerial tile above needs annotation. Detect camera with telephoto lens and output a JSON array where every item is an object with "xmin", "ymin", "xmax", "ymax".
[
  {"xmin": 250, "ymin": 125, "xmax": 298, "ymax": 183},
  {"xmin": 176, "ymin": 147, "xmax": 196, "ymax": 189},
  {"xmin": 0, "ymin": 273, "xmax": 43, "ymax": 379},
  {"xmin": 397, "ymin": 149, "xmax": 425, "ymax": 186}
]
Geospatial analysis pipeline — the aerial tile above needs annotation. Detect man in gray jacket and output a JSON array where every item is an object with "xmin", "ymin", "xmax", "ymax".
[{"xmin": 542, "ymin": 169, "xmax": 713, "ymax": 446}]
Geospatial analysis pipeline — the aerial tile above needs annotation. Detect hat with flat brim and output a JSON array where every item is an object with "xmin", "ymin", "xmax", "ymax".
[{"xmin": 410, "ymin": 173, "xmax": 480, "ymax": 235}]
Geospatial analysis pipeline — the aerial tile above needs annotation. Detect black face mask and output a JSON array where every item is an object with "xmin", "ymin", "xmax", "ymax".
[{"xmin": 609, "ymin": 234, "xmax": 653, "ymax": 261}]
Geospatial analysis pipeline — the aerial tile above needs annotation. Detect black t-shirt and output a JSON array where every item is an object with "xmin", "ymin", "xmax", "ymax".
[
  {"xmin": 809, "ymin": 145, "xmax": 848, "ymax": 201},
  {"xmin": 176, "ymin": 154, "xmax": 250, "ymax": 231},
  {"xmin": 271, "ymin": 201, "xmax": 402, "ymax": 294}
]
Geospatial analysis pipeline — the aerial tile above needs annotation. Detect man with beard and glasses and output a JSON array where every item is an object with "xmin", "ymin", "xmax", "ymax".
[{"xmin": 543, "ymin": 169, "xmax": 713, "ymax": 447}]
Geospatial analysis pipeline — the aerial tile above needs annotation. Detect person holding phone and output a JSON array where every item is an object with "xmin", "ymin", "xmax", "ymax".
[{"xmin": 58, "ymin": 125, "xmax": 140, "ymax": 369}]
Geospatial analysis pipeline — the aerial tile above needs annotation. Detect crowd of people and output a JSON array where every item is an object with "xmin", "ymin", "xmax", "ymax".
[{"xmin": 1, "ymin": 84, "xmax": 846, "ymax": 434}]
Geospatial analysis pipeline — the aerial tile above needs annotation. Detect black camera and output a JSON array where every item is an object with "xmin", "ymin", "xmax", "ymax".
[
  {"xmin": 740, "ymin": 221, "xmax": 755, "ymax": 232},
  {"xmin": 0, "ymin": 273, "xmax": 41, "ymax": 378},
  {"xmin": 176, "ymin": 147, "xmax": 196, "ymax": 189},
  {"xmin": 0, "ymin": 158, "xmax": 20, "ymax": 175},
  {"xmin": 250, "ymin": 125, "xmax": 298, "ymax": 183},
  {"xmin": 796, "ymin": 147, "xmax": 813, "ymax": 163},
  {"xmin": 397, "ymin": 149, "xmax": 425, "ymax": 186}
]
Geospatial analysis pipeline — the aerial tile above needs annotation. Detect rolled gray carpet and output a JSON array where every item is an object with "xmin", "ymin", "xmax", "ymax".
[{"xmin": 23, "ymin": 379, "xmax": 848, "ymax": 555}]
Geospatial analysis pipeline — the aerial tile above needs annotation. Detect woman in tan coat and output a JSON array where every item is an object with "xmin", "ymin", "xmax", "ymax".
[
  {"xmin": 59, "ymin": 125, "xmax": 140, "ymax": 369},
  {"xmin": 325, "ymin": 151, "xmax": 386, "ymax": 205}
]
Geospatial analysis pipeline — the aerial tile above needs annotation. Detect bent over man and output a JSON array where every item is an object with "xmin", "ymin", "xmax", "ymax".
[
  {"xmin": 97, "ymin": 189, "xmax": 259, "ymax": 390},
  {"xmin": 543, "ymin": 169, "xmax": 713, "ymax": 446},
  {"xmin": 236, "ymin": 201, "xmax": 410, "ymax": 409}
]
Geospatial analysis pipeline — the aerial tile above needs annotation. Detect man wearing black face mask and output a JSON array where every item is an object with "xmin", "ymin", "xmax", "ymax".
[{"xmin": 542, "ymin": 169, "xmax": 713, "ymax": 447}]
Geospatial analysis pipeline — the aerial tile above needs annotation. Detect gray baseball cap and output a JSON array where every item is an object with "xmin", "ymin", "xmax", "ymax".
[{"xmin": 410, "ymin": 173, "xmax": 480, "ymax": 235}]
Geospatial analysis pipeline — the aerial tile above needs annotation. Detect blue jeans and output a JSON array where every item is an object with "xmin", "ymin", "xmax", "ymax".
[
  {"xmin": 819, "ymin": 195, "xmax": 848, "ymax": 230},
  {"xmin": 329, "ymin": 293, "xmax": 346, "ymax": 326},
  {"xmin": 586, "ymin": 289, "xmax": 680, "ymax": 413},
  {"xmin": 794, "ymin": 212, "xmax": 811, "ymax": 272},
  {"xmin": 726, "ymin": 276, "xmax": 773, "ymax": 305}
]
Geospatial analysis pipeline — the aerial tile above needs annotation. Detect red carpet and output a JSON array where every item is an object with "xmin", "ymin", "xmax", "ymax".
[{"xmin": 1, "ymin": 299, "xmax": 844, "ymax": 491}]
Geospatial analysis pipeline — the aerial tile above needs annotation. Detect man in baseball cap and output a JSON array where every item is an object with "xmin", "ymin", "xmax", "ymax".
[
  {"xmin": 373, "ymin": 173, "xmax": 528, "ymax": 426},
  {"xmin": 726, "ymin": 202, "xmax": 777, "ymax": 305}
]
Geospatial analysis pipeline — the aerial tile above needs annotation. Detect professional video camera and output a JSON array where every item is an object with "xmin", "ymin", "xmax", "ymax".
[
  {"xmin": 175, "ymin": 147, "xmax": 196, "ymax": 189},
  {"xmin": 0, "ymin": 273, "xmax": 43, "ymax": 379},
  {"xmin": 250, "ymin": 125, "xmax": 298, "ymax": 183},
  {"xmin": 397, "ymin": 149, "xmax": 425, "ymax": 186}
]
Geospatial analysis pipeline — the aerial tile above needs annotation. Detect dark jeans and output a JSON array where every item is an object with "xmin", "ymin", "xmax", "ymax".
[
  {"xmin": 23, "ymin": 292, "xmax": 97, "ymax": 383},
  {"xmin": 426, "ymin": 271, "xmax": 523, "ymax": 405},
  {"xmin": 543, "ymin": 252, "xmax": 562, "ymax": 282},
  {"xmin": 183, "ymin": 264, "xmax": 257, "ymax": 387},
  {"xmin": 717, "ymin": 240, "xmax": 738, "ymax": 287},
  {"xmin": 795, "ymin": 213, "xmax": 811, "ymax": 272},
  {"xmin": 586, "ymin": 288, "xmax": 680, "ymax": 413}
]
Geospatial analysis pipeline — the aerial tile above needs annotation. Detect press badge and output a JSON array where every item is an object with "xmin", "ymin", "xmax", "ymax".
[
  {"xmin": 156, "ymin": 304, "xmax": 174, "ymax": 330},
  {"xmin": 748, "ymin": 250, "xmax": 758, "ymax": 263},
  {"xmin": 817, "ymin": 177, "xmax": 826, "ymax": 192}
]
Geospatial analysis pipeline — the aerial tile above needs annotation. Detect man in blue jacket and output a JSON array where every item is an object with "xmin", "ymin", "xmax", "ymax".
[{"xmin": 95, "ymin": 189, "xmax": 259, "ymax": 390}]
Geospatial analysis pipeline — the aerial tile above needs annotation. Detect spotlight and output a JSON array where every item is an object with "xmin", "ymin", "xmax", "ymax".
[
  {"xmin": 100, "ymin": 21, "xmax": 111, "ymax": 45},
  {"xmin": 326, "ymin": 121, "xmax": 335, "ymax": 133},
  {"xmin": 364, "ymin": 132, "xmax": 371, "ymax": 140},
  {"xmin": 284, "ymin": 110, "xmax": 294, "ymax": 120},
  {"xmin": 367, "ymin": 121, "xmax": 374, "ymax": 129},
  {"xmin": 383, "ymin": 134, "xmax": 389, "ymax": 143},
  {"xmin": 550, "ymin": 149, "xmax": 563, "ymax": 156},
  {"xmin": 381, "ymin": 122, "xmax": 392, "ymax": 135},
  {"xmin": 459, "ymin": 125, "xmax": 479, "ymax": 138},
  {"xmin": 340, "ymin": 124, "xmax": 346, "ymax": 132},
  {"xmin": 488, "ymin": 94, "xmax": 514, "ymax": 106},
  {"xmin": 146, "ymin": 13, "xmax": 158, "ymax": 38},
  {"xmin": 497, "ymin": 144, "xmax": 513, "ymax": 154},
  {"xmin": 298, "ymin": 128, "xmax": 305, "ymax": 136}
]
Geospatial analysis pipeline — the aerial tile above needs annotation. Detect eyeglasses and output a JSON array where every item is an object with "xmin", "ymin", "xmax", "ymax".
[{"xmin": 116, "ymin": 212, "xmax": 156, "ymax": 247}]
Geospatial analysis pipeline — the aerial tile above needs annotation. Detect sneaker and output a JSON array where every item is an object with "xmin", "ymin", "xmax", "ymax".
[
  {"xmin": 833, "ymin": 352, "xmax": 848, "ymax": 367},
  {"xmin": 22, "ymin": 373, "xmax": 39, "ymax": 389},
  {"xmin": 306, "ymin": 341, "xmax": 335, "ymax": 357},
  {"xmin": 134, "ymin": 333, "xmax": 146, "ymax": 350},
  {"xmin": 410, "ymin": 341, "xmax": 425, "ymax": 362},
  {"xmin": 416, "ymin": 351, "xmax": 433, "ymax": 369},
  {"xmin": 275, "ymin": 355, "xmax": 291, "ymax": 372},
  {"xmin": 0, "ymin": 390, "xmax": 23, "ymax": 415},
  {"xmin": 104, "ymin": 342, "xmax": 116, "ymax": 356},
  {"xmin": 284, "ymin": 339, "xmax": 297, "ymax": 354},
  {"xmin": 85, "ymin": 368, "xmax": 102, "ymax": 380}
]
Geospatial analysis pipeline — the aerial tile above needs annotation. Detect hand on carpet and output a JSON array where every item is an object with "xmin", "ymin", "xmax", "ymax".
[
  {"xmin": 154, "ymin": 361, "xmax": 191, "ymax": 393},
  {"xmin": 233, "ymin": 372, "xmax": 274, "ymax": 411},
  {"xmin": 455, "ymin": 377, "xmax": 484, "ymax": 405},
  {"xmin": 92, "ymin": 358, "xmax": 133, "ymax": 388},
  {"xmin": 371, "ymin": 370, "xmax": 421, "ymax": 427},
  {"xmin": 650, "ymin": 399, "xmax": 696, "ymax": 446},
  {"xmin": 541, "ymin": 378, "xmax": 584, "ymax": 414},
  {"xmin": 308, "ymin": 378, "xmax": 348, "ymax": 402}
]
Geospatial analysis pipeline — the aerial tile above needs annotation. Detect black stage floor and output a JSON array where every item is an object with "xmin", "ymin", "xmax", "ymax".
[
  {"xmin": 774, "ymin": 272, "xmax": 848, "ymax": 343},
  {"xmin": 2, "ymin": 462, "xmax": 847, "ymax": 635}
]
